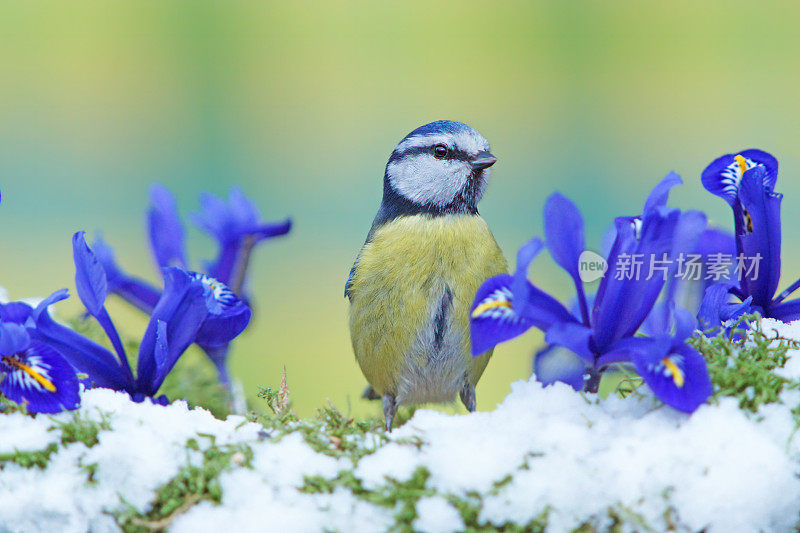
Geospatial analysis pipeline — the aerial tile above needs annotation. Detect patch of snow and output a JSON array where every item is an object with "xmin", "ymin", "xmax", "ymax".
[
  {"xmin": 0, "ymin": 389, "xmax": 265, "ymax": 533},
  {"xmin": 762, "ymin": 317, "xmax": 800, "ymax": 380},
  {"xmin": 3, "ymin": 320, "xmax": 800, "ymax": 531},
  {"xmin": 413, "ymin": 496, "xmax": 465, "ymax": 533},
  {"xmin": 0, "ymin": 412, "xmax": 57, "ymax": 453},
  {"xmin": 355, "ymin": 440, "xmax": 420, "ymax": 489},
  {"xmin": 249, "ymin": 432, "xmax": 345, "ymax": 487}
]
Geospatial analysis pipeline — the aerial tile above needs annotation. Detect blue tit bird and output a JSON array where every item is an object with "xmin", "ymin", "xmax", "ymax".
[{"xmin": 345, "ymin": 120, "xmax": 507, "ymax": 430}]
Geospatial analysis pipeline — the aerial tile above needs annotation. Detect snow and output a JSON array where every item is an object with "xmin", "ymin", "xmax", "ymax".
[
  {"xmin": 0, "ymin": 413, "xmax": 55, "ymax": 453},
  {"xmin": 0, "ymin": 389, "xmax": 267, "ymax": 532},
  {"xmin": 762, "ymin": 317, "xmax": 800, "ymax": 380},
  {"xmin": 413, "ymin": 497, "xmax": 465, "ymax": 533},
  {"xmin": 1, "ymin": 318, "xmax": 800, "ymax": 531}
]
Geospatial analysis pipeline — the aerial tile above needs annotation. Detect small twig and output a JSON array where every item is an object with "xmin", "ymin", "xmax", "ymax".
[{"xmin": 277, "ymin": 367, "xmax": 291, "ymax": 415}]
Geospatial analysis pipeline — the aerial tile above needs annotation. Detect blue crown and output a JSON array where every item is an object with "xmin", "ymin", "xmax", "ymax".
[{"xmin": 401, "ymin": 120, "xmax": 472, "ymax": 141}]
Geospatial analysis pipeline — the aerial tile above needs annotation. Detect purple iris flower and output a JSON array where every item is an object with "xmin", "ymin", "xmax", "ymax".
[
  {"xmin": 470, "ymin": 174, "xmax": 713, "ymax": 412},
  {"xmin": 699, "ymin": 149, "xmax": 800, "ymax": 325},
  {"xmin": 624, "ymin": 308, "xmax": 713, "ymax": 413},
  {"xmin": 23, "ymin": 232, "xmax": 250, "ymax": 404},
  {"xmin": 642, "ymin": 227, "xmax": 736, "ymax": 336},
  {"xmin": 0, "ymin": 321, "xmax": 80, "ymax": 413},
  {"xmin": 91, "ymin": 184, "xmax": 290, "ymax": 383},
  {"xmin": 532, "ymin": 228, "xmax": 731, "ymax": 393}
]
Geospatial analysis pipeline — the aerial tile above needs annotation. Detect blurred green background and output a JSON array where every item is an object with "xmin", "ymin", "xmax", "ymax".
[{"xmin": 2, "ymin": 2, "xmax": 800, "ymax": 417}]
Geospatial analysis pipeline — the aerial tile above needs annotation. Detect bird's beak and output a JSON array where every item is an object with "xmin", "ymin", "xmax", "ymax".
[{"xmin": 471, "ymin": 151, "xmax": 497, "ymax": 170}]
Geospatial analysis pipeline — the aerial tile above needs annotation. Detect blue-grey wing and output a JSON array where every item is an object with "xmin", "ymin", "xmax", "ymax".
[{"xmin": 345, "ymin": 262, "xmax": 357, "ymax": 299}]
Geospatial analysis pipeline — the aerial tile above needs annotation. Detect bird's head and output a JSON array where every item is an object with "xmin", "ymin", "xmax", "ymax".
[{"xmin": 383, "ymin": 120, "xmax": 496, "ymax": 214}]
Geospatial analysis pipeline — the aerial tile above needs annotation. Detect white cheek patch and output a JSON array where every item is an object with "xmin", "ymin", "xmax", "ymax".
[{"xmin": 387, "ymin": 154, "xmax": 472, "ymax": 206}]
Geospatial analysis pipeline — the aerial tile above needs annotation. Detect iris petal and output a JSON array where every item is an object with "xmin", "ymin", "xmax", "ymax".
[
  {"xmin": 137, "ymin": 268, "xmax": 212, "ymax": 395},
  {"xmin": 672, "ymin": 307, "xmax": 697, "ymax": 343},
  {"xmin": 507, "ymin": 237, "xmax": 573, "ymax": 326},
  {"xmin": 737, "ymin": 166, "xmax": 782, "ymax": 308},
  {"xmin": 701, "ymin": 149, "xmax": 778, "ymax": 205},
  {"xmin": 0, "ymin": 302, "xmax": 34, "ymax": 325},
  {"xmin": 72, "ymin": 231, "xmax": 109, "ymax": 317},
  {"xmin": 768, "ymin": 298, "xmax": 800, "ymax": 322},
  {"xmin": 252, "ymin": 219, "xmax": 293, "ymax": 242},
  {"xmin": 544, "ymin": 321, "xmax": 594, "ymax": 364},
  {"xmin": 0, "ymin": 323, "xmax": 31, "ymax": 355},
  {"xmin": 641, "ymin": 301, "xmax": 671, "ymax": 337},
  {"xmin": 697, "ymin": 282, "xmax": 753, "ymax": 329},
  {"xmin": 693, "ymin": 228, "xmax": 737, "ymax": 260},
  {"xmin": 596, "ymin": 336, "xmax": 660, "ymax": 367},
  {"xmin": 631, "ymin": 343, "xmax": 712, "ymax": 414},
  {"xmin": 30, "ymin": 302, "xmax": 132, "ymax": 391},
  {"xmin": 192, "ymin": 188, "xmax": 291, "ymax": 289},
  {"xmin": 543, "ymin": 193, "xmax": 591, "ymax": 325},
  {"xmin": 642, "ymin": 171, "xmax": 682, "ymax": 214},
  {"xmin": 190, "ymin": 272, "xmax": 252, "ymax": 347},
  {"xmin": 0, "ymin": 342, "xmax": 80, "ymax": 414},
  {"xmin": 72, "ymin": 232, "xmax": 133, "ymax": 377},
  {"xmin": 593, "ymin": 208, "xmax": 680, "ymax": 350},
  {"xmin": 470, "ymin": 274, "xmax": 535, "ymax": 355},
  {"xmin": 509, "ymin": 237, "xmax": 544, "ymax": 304},
  {"xmin": 533, "ymin": 344, "xmax": 586, "ymax": 391},
  {"xmin": 93, "ymin": 235, "xmax": 161, "ymax": 314},
  {"xmin": 148, "ymin": 184, "xmax": 188, "ymax": 270}
]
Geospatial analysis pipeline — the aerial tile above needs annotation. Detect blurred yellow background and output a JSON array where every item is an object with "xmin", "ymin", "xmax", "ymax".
[{"xmin": 2, "ymin": 2, "xmax": 800, "ymax": 416}]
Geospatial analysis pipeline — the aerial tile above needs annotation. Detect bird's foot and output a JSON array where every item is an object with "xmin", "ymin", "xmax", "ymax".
[
  {"xmin": 460, "ymin": 383, "xmax": 476, "ymax": 413},
  {"xmin": 382, "ymin": 393, "xmax": 398, "ymax": 432}
]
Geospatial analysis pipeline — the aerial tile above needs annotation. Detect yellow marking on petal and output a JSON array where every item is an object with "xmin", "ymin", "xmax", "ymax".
[
  {"xmin": 3, "ymin": 356, "xmax": 57, "ymax": 392},
  {"xmin": 471, "ymin": 299, "xmax": 511, "ymax": 318},
  {"xmin": 662, "ymin": 357, "xmax": 685, "ymax": 388},
  {"xmin": 734, "ymin": 154, "xmax": 748, "ymax": 175},
  {"xmin": 744, "ymin": 208, "xmax": 754, "ymax": 233}
]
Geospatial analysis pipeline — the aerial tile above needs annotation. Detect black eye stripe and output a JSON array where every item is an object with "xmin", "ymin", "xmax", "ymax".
[{"xmin": 390, "ymin": 145, "xmax": 472, "ymax": 162}]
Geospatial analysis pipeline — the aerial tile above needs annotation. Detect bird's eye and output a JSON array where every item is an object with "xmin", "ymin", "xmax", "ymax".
[{"xmin": 432, "ymin": 144, "xmax": 448, "ymax": 159}]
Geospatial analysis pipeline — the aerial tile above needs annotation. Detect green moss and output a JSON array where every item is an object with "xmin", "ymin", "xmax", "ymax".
[
  {"xmin": 0, "ymin": 394, "xmax": 28, "ymax": 414},
  {"xmin": 252, "ymin": 375, "xmax": 388, "ymax": 462},
  {"xmin": 302, "ymin": 467, "xmax": 551, "ymax": 532},
  {"xmin": 114, "ymin": 435, "xmax": 253, "ymax": 532},
  {"xmin": 690, "ymin": 313, "xmax": 800, "ymax": 413},
  {"xmin": 302, "ymin": 466, "xmax": 432, "ymax": 531},
  {"xmin": 53, "ymin": 409, "xmax": 112, "ymax": 447},
  {"xmin": 82, "ymin": 462, "xmax": 100, "ymax": 485},
  {"xmin": 0, "ymin": 443, "xmax": 59, "ymax": 469},
  {"xmin": 255, "ymin": 400, "xmax": 386, "ymax": 461},
  {"xmin": 570, "ymin": 500, "xmax": 682, "ymax": 532}
]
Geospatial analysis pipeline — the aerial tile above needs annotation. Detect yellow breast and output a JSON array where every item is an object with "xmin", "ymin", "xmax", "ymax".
[{"xmin": 347, "ymin": 214, "xmax": 507, "ymax": 398}]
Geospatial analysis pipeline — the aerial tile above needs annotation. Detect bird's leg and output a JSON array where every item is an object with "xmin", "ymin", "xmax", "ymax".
[
  {"xmin": 459, "ymin": 382, "xmax": 476, "ymax": 413},
  {"xmin": 382, "ymin": 393, "xmax": 398, "ymax": 432}
]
